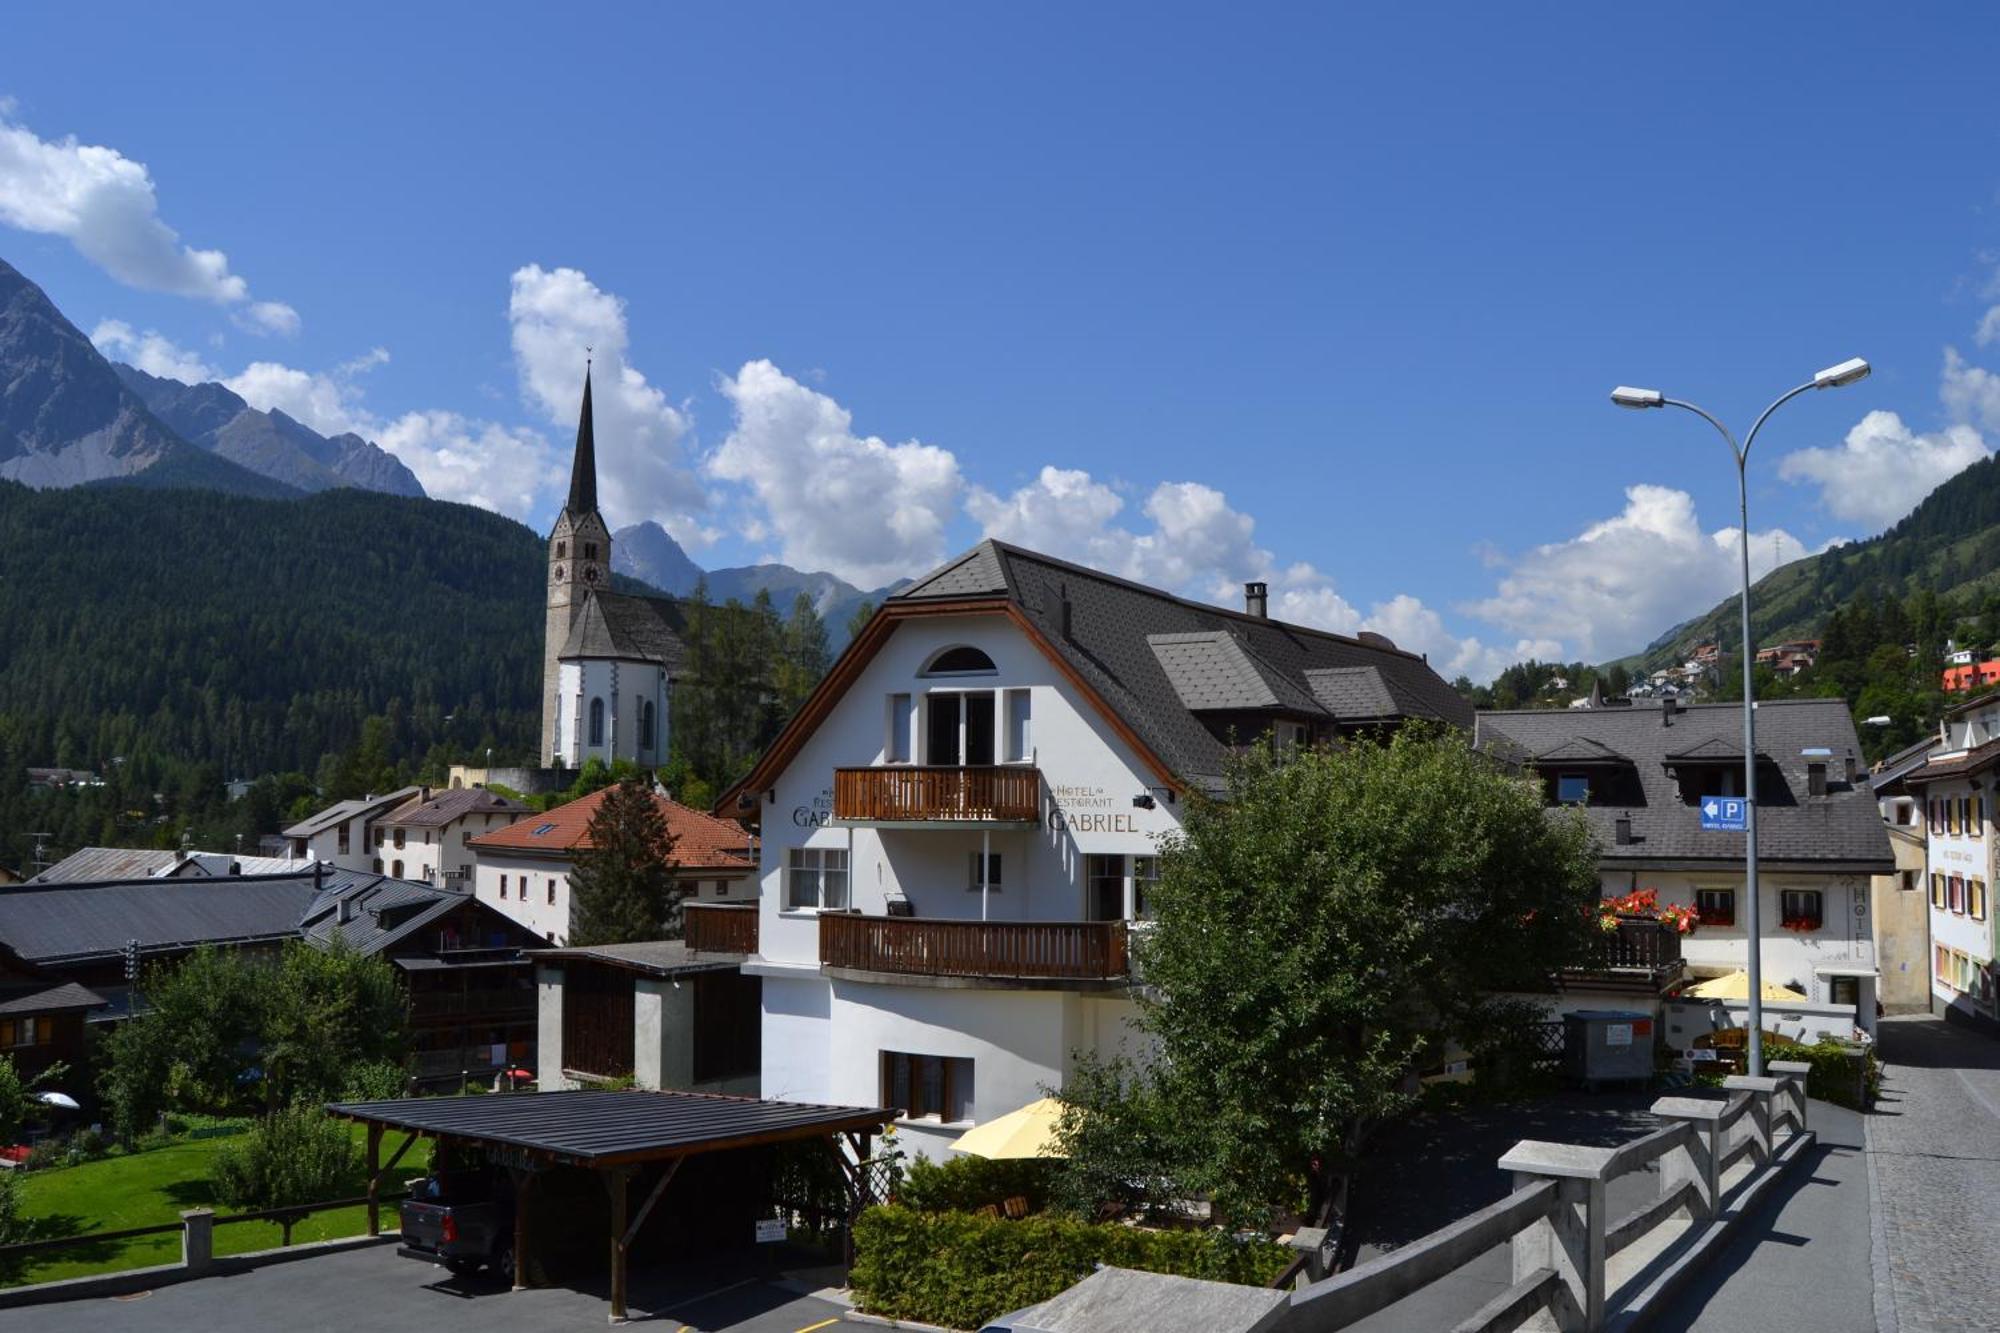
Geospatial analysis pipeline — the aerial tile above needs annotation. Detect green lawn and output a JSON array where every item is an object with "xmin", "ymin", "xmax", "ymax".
[{"xmin": 4, "ymin": 1123, "xmax": 391, "ymax": 1287}]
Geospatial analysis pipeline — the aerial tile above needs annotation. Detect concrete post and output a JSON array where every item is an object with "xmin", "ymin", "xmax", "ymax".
[
  {"xmin": 1767, "ymin": 1060, "xmax": 1812, "ymax": 1135},
  {"xmin": 1649, "ymin": 1097, "xmax": 1725, "ymax": 1221},
  {"xmin": 536, "ymin": 962, "xmax": 566, "ymax": 1090},
  {"xmin": 634, "ymin": 976, "xmax": 695, "ymax": 1091},
  {"xmin": 1498, "ymin": 1140, "xmax": 1615, "ymax": 1332},
  {"xmin": 181, "ymin": 1209, "xmax": 214, "ymax": 1273},
  {"xmin": 1724, "ymin": 1075, "xmax": 1782, "ymax": 1166}
]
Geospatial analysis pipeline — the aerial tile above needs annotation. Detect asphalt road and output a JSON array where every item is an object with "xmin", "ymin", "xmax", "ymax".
[{"xmin": 0, "ymin": 1243, "xmax": 868, "ymax": 1333}]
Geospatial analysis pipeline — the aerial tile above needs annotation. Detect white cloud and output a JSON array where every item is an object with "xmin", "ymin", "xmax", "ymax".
[
  {"xmin": 1977, "ymin": 306, "xmax": 2000, "ymax": 348},
  {"xmin": 89, "ymin": 318, "xmax": 216, "ymax": 382},
  {"xmin": 375, "ymin": 411, "xmax": 563, "ymax": 515},
  {"xmin": 1941, "ymin": 346, "xmax": 2000, "ymax": 433},
  {"xmin": 508, "ymin": 264, "xmax": 707, "ymax": 540},
  {"xmin": 224, "ymin": 360, "xmax": 371, "ymax": 435},
  {"xmin": 1777, "ymin": 406, "xmax": 1988, "ymax": 529},
  {"xmin": 1363, "ymin": 593, "xmax": 1562, "ymax": 682},
  {"xmin": 0, "ymin": 109, "xmax": 296, "ymax": 333},
  {"xmin": 710, "ymin": 358, "xmax": 963, "ymax": 588},
  {"xmin": 1467, "ymin": 484, "xmax": 1810, "ymax": 662}
]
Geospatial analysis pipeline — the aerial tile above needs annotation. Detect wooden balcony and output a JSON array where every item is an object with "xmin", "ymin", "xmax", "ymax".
[
  {"xmin": 833, "ymin": 765, "xmax": 1040, "ymax": 823},
  {"xmin": 684, "ymin": 902, "xmax": 759, "ymax": 954},
  {"xmin": 1579, "ymin": 917, "xmax": 1685, "ymax": 972},
  {"xmin": 819, "ymin": 913, "xmax": 1129, "ymax": 984}
]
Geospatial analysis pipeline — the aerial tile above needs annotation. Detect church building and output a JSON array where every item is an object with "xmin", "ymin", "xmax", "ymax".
[{"xmin": 541, "ymin": 367, "xmax": 691, "ymax": 770}]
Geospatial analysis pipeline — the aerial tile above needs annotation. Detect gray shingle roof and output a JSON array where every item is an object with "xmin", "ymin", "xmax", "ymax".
[
  {"xmin": 0, "ymin": 873, "xmax": 321, "ymax": 965},
  {"xmin": 282, "ymin": 787, "xmax": 422, "ymax": 839},
  {"xmin": 559, "ymin": 591, "xmax": 688, "ymax": 669},
  {"xmin": 1149, "ymin": 633, "xmax": 1328, "ymax": 715},
  {"xmin": 29, "ymin": 847, "xmax": 301, "ymax": 884},
  {"xmin": 1304, "ymin": 666, "xmax": 1402, "ymax": 721},
  {"xmin": 1475, "ymin": 699, "xmax": 1892, "ymax": 870},
  {"xmin": 888, "ymin": 541, "xmax": 1472, "ymax": 793},
  {"xmin": 298, "ymin": 870, "xmax": 469, "ymax": 955},
  {"xmin": 0, "ymin": 980, "xmax": 107, "ymax": 1017},
  {"xmin": 381, "ymin": 787, "xmax": 529, "ymax": 829}
]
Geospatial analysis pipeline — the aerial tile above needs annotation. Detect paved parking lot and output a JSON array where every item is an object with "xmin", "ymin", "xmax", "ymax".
[{"xmin": 0, "ymin": 1242, "xmax": 868, "ymax": 1333}]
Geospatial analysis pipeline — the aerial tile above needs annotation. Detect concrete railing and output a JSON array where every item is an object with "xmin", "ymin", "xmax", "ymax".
[{"xmin": 1285, "ymin": 1067, "xmax": 1812, "ymax": 1332}]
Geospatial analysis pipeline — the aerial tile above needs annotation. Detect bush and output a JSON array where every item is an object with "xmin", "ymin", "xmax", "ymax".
[
  {"xmin": 896, "ymin": 1154, "xmax": 1056, "ymax": 1214},
  {"xmin": 342, "ymin": 1061, "xmax": 410, "ymax": 1102},
  {"xmin": 849, "ymin": 1204, "xmax": 1291, "ymax": 1329},
  {"xmin": 21, "ymin": 1141, "xmax": 62, "ymax": 1172},
  {"xmin": 1765, "ymin": 1036, "xmax": 1879, "ymax": 1110},
  {"xmin": 210, "ymin": 1105, "xmax": 361, "ymax": 1209},
  {"xmin": 0, "ymin": 1169, "xmax": 18, "ymax": 1246}
]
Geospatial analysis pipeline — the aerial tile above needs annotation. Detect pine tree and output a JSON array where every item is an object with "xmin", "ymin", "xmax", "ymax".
[
  {"xmin": 778, "ymin": 592, "xmax": 833, "ymax": 717},
  {"xmin": 566, "ymin": 777, "xmax": 683, "ymax": 946}
]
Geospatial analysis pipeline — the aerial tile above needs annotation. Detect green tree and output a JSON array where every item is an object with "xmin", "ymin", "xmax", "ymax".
[
  {"xmin": 99, "ymin": 946, "xmax": 268, "ymax": 1134},
  {"xmin": 261, "ymin": 937, "xmax": 409, "ymax": 1106},
  {"xmin": 210, "ymin": 1103, "xmax": 362, "ymax": 1208},
  {"xmin": 1605, "ymin": 662, "xmax": 1631, "ymax": 697},
  {"xmin": 1055, "ymin": 729, "xmax": 1600, "ymax": 1229},
  {"xmin": 846, "ymin": 599, "xmax": 877, "ymax": 642},
  {"xmin": 567, "ymin": 776, "xmax": 684, "ymax": 945},
  {"xmin": 778, "ymin": 591, "xmax": 833, "ymax": 718}
]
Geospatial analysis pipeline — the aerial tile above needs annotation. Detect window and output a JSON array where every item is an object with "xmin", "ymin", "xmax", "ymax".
[
  {"xmin": 640, "ymin": 700, "xmax": 656, "ymax": 750},
  {"xmin": 1696, "ymin": 889, "xmax": 1735, "ymax": 927},
  {"xmin": 1977, "ymin": 797, "xmax": 1987, "ymax": 838},
  {"xmin": 337, "ymin": 823, "xmax": 350, "ymax": 856},
  {"xmin": 787, "ymin": 847, "xmax": 850, "ymax": 910},
  {"xmin": 583, "ymin": 542, "xmax": 598, "ymax": 560},
  {"xmin": 1948, "ymin": 800, "xmax": 1961, "ymax": 836},
  {"xmin": 588, "ymin": 697, "xmax": 605, "ymax": 747},
  {"xmin": 392, "ymin": 860, "xmax": 404, "ymax": 879},
  {"xmin": 922, "ymin": 645, "xmax": 997, "ymax": 676},
  {"xmin": 1556, "ymin": 774, "xmax": 1590, "ymax": 804},
  {"xmin": 1087, "ymin": 853, "xmax": 1126, "ymax": 922},
  {"xmin": 372, "ymin": 858, "xmax": 383, "ymax": 874},
  {"xmin": 926, "ymin": 691, "xmax": 997, "ymax": 765},
  {"xmin": 547, "ymin": 878, "xmax": 557, "ymax": 905},
  {"xmin": 0, "ymin": 1017, "xmax": 49, "ymax": 1048},
  {"xmin": 1932, "ymin": 872, "xmax": 1946, "ymax": 908},
  {"xmin": 1950, "ymin": 875, "xmax": 1965, "ymax": 915},
  {"xmin": 880, "ymin": 1051, "xmax": 974, "ymax": 1122},
  {"xmin": 886, "ymin": 693, "xmax": 912, "ymax": 763},
  {"xmin": 556, "ymin": 540, "xmax": 567, "ymax": 559},
  {"xmin": 1003, "ymin": 689, "xmax": 1032, "ymax": 762},
  {"xmin": 499, "ymin": 874, "xmax": 509, "ymax": 899},
  {"xmin": 968, "ymin": 853, "xmax": 1003, "ymax": 893},
  {"xmin": 1133, "ymin": 855, "xmax": 1160, "ymax": 920},
  {"xmin": 393, "ymin": 827, "xmax": 406, "ymax": 850},
  {"xmin": 1972, "ymin": 878, "xmax": 1988, "ymax": 922},
  {"xmin": 1900, "ymin": 869, "xmax": 1918, "ymax": 893},
  {"xmin": 1779, "ymin": 889, "xmax": 1823, "ymax": 931}
]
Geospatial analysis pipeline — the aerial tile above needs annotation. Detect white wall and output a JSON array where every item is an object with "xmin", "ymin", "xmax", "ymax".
[
  {"xmin": 754, "ymin": 614, "xmax": 1182, "ymax": 970},
  {"xmin": 1663, "ymin": 997, "xmax": 1866, "ymax": 1050},
  {"xmin": 473, "ymin": 852, "xmax": 570, "ymax": 943},
  {"xmin": 557, "ymin": 658, "xmax": 670, "ymax": 770},
  {"xmin": 1923, "ymin": 775, "xmax": 1997, "ymax": 1014}
]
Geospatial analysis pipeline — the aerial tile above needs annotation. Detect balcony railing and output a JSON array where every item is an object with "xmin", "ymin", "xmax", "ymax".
[
  {"xmin": 685, "ymin": 902, "xmax": 759, "ymax": 954},
  {"xmin": 833, "ymin": 766, "xmax": 1040, "ymax": 823},
  {"xmin": 819, "ymin": 913, "xmax": 1128, "ymax": 982},
  {"xmin": 1591, "ymin": 917, "xmax": 1685, "ymax": 971}
]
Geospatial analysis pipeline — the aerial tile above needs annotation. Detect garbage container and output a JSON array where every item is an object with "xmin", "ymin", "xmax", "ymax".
[{"xmin": 1562, "ymin": 1010, "xmax": 1654, "ymax": 1089}]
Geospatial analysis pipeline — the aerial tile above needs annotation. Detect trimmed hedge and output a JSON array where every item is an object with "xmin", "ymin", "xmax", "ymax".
[
  {"xmin": 850, "ymin": 1204, "xmax": 1290, "ymax": 1330},
  {"xmin": 1764, "ymin": 1036, "xmax": 1879, "ymax": 1110},
  {"xmin": 895, "ymin": 1154, "xmax": 1056, "ymax": 1214}
]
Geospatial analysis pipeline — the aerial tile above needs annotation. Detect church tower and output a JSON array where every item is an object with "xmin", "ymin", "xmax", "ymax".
[{"xmin": 543, "ymin": 365, "xmax": 612, "ymax": 764}]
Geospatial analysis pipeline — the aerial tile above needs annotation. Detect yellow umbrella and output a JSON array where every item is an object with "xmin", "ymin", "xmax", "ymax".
[
  {"xmin": 1687, "ymin": 970, "xmax": 1806, "ymax": 1002},
  {"xmin": 950, "ymin": 1096, "xmax": 1067, "ymax": 1160}
]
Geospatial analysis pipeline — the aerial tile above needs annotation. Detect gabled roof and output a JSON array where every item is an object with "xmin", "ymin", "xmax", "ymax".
[
  {"xmin": 296, "ymin": 870, "xmax": 516, "ymax": 955},
  {"xmin": 469, "ymin": 786, "xmax": 754, "ymax": 870},
  {"xmin": 282, "ymin": 787, "xmax": 423, "ymax": 839},
  {"xmin": 1907, "ymin": 736, "xmax": 2000, "ymax": 785},
  {"xmin": 1663, "ymin": 736, "xmax": 1752, "ymax": 764},
  {"xmin": 0, "ymin": 979, "xmax": 107, "ymax": 1017},
  {"xmin": 380, "ymin": 786, "xmax": 530, "ymax": 829},
  {"xmin": 735, "ymin": 539, "xmax": 1471, "ymax": 802},
  {"xmin": 0, "ymin": 872, "xmax": 322, "ymax": 965},
  {"xmin": 1530, "ymin": 736, "xmax": 1632, "ymax": 766},
  {"xmin": 559, "ymin": 591, "xmax": 688, "ymax": 670},
  {"xmin": 28, "ymin": 847, "xmax": 302, "ymax": 884},
  {"xmin": 1475, "ymin": 699, "xmax": 1891, "ymax": 870},
  {"xmin": 1871, "ymin": 736, "xmax": 1940, "ymax": 792}
]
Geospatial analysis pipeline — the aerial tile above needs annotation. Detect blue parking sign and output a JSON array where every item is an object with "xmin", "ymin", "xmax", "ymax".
[{"xmin": 1700, "ymin": 796, "xmax": 1748, "ymax": 832}]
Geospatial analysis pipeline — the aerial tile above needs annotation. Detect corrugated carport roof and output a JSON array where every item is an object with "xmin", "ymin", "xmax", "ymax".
[{"xmin": 326, "ymin": 1089, "xmax": 893, "ymax": 1167}]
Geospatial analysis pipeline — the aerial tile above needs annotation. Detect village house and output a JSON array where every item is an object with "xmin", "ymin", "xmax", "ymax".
[
  {"xmin": 530, "ymin": 939, "xmax": 762, "ymax": 1095},
  {"xmin": 465, "ymin": 785, "xmax": 757, "ymax": 945},
  {"xmin": 1870, "ymin": 736, "xmax": 1939, "ymax": 1013},
  {"xmin": 1477, "ymin": 697, "xmax": 1895, "ymax": 1046},
  {"xmin": 1905, "ymin": 691, "xmax": 2000, "ymax": 1029},
  {"xmin": 281, "ymin": 786, "xmax": 422, "ymax": 872},
  {"xmin": 0, "ymin": 943, "xmax": 104, "ymax": 1095},
  {"xmin": 27, "ymin": 845, "xmax": 302, "ymax": 883},
  {"xmin": 363, "ymin": 785, "xmax": 529, "ymax": 887},
  {"xmin": 718, "ymin": 540, "xmax": 1469, "ymax": 1160}
]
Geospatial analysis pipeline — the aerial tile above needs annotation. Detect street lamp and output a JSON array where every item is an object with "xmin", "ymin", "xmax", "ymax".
[{"xmin": 1609, "ymin": 357, "xmax": 1870, "ymax": 1076}]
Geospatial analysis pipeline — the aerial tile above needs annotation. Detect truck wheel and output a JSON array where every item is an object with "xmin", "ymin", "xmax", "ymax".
[{"xmin": 493, "ymin": 1245, "xmax": 515, "ymax": 1285}]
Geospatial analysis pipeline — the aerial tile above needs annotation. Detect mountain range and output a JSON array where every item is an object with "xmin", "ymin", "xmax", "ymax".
[{"xmin": 613, "ymin": 518, "xmax": 901, "ymax": 631}]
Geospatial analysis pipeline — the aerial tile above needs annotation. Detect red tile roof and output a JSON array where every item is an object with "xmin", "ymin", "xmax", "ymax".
[{"xmin": 467, "ymin": 787, "xmax": 755, "ymax": 871}]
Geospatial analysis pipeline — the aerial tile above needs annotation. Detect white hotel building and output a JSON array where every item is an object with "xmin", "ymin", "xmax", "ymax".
[
  {"xmin": 719, "ymin": 540, "xmax": 1468, "ymax": 1159},
  {"xmin": 1907, "ymin": 691, "xmax": 2000, "ymax": 1028}
]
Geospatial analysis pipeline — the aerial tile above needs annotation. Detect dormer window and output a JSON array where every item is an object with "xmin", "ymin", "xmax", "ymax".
[
  {"xmin": 1556, "ymin": 774, "xmax": 1590, "ymax": 804},
  {"xmin": 922, "ymin": 645, "xmax": 997, "ymax": 677}
]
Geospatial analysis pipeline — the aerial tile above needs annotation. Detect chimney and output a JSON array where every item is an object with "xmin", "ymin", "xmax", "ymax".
[
  {"xmin": 337, "ymin": 894, "xmax": 355, "ymax": 925},
  {"xmin": 1843, "ymin": 750, "xmax": 1859, "ymax": 784},
  {"xmin": 1614, "ymin": 815, "xmax": 1634, "ymax": 846},
  {"xmin": 1244, "ymin": 581, "xmax": 1269, "ymax": 619}
]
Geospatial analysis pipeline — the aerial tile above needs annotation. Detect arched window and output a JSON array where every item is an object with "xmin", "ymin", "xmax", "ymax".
[
  {"xmin": 588, "ymin": 697, "xmax": 605, "ymax": 746},
  {"xmin": 922, "ymin": 645, "xmax": 997, "ymax": 676},
  {"xmin": 640, "ymin": 700, "xmax": 656, "ymax": 749}
]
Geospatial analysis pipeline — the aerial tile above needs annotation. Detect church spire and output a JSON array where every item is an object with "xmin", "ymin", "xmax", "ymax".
[{"xmin": 565, "ymin": 360, "xmax": 598, "ymax": 516}]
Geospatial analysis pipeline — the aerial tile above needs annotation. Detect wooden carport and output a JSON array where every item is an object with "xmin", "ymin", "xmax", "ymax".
[{"xmin": 327, "ymin": 1088, "xmax": 893, "ymax": 1322}]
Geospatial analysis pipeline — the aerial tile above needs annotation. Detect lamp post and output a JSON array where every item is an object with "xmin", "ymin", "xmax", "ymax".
[{"xmin": 1610, "ymin": 357, "xmax": 1870, "ymax": 1075}]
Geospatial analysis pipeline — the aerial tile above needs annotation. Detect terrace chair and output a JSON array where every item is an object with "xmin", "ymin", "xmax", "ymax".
[
  {"xmin": 976, "ymin": 1203, "xmax": 1001, "ymax": 1219},
  {"xmin": 1003, "ymin": 1195, "xmax": 1029, "ymax": 1219}
]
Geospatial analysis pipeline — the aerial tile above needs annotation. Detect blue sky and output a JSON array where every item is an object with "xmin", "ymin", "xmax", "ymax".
[{"xmin": 6, "ymin": 4, "xmax": 2000, "ymax": 676}]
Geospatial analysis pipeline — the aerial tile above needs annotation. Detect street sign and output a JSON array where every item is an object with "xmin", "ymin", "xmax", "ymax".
[
  {"xmin": 1699, "ymin": 796, "xmax": 1748, "ymax": 832},
  {"xmin": 755, "ymin": 1218, "xmax": 787, "ymax": 1244}
]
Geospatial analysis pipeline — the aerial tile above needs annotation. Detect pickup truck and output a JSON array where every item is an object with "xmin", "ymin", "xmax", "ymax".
[{"xmin": 397, "ymin": 1170, "xmax": 515, "ymax": 1280}]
